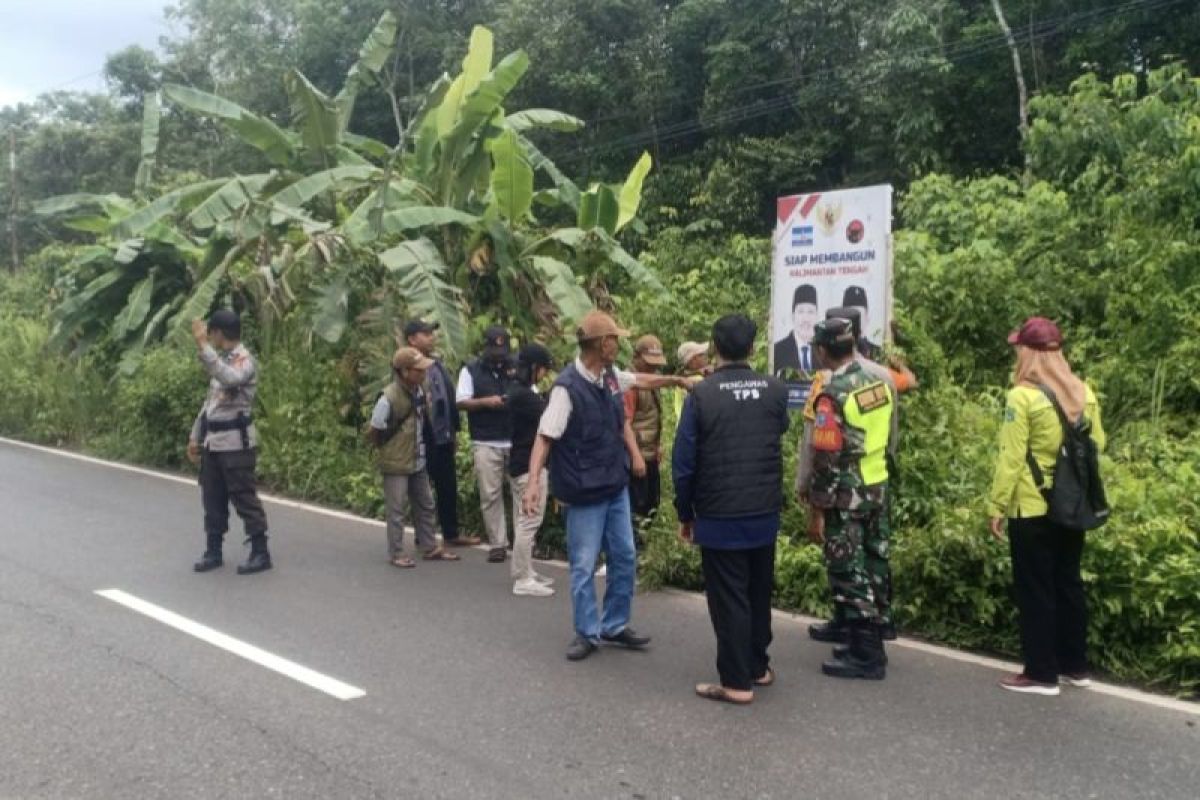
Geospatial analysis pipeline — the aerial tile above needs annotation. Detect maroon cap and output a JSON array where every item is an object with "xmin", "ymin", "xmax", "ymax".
[{"xmin": 1008, "ymin": 317, "xmax": 1063, "ymax": 351}]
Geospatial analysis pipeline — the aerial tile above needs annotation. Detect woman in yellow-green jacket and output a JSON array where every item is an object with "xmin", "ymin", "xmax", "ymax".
[{"xmin": 988, "ymin": 317, "xmax": 1105, "ymax": 697}]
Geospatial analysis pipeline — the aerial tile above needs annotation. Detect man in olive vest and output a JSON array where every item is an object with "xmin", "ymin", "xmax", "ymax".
[
  {"xmin": 806, "ymin": 318, "xmax": 894, "ymax": 680},
  {"xmin": 624, "ymin": 335, "xmax": 668, "ymax": 522},
  {"xmin": 457, "ymin": 326, "xmax": 518, "ymax": 563},
  {"xmin": 674, "ymin": 315, "xmax": 789, "ymax": 705},
  {"xmin": 188, "ymin": 310, "xmax": 272, "ymax": 575},
  {"xmin": 405, "ymin": 319, "xmax": 479, "ymax": 548},
  {"xmin": 370, "ymin": 347, "xmax": 461, "ymax": 568}
]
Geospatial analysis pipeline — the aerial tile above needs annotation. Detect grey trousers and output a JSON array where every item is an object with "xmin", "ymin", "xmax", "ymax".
[
  {"xmin": 472, "ymin": 443, "xmax": 515, "ymax": 550},
  {"xmin": 382, "ymin": 470, "xmax": 438, "ymax": 557},
  {"xmin": 511, "ymin": 470, "xmax": 548, "ymax": 582}
]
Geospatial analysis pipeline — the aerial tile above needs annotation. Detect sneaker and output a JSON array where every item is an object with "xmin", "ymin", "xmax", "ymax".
[
  {"xmin": 487, "ymin": 548, "xmax": 507, "ymax": 563},
  {"xmin": 532, "ymin": 572, "xmax": 555, "ymax": 586},
  {"xmin": 1061, "ymin": 672, "xmax": 1093, "ymax": 688},
  {"xmin": 1000, "ymin": 673, "xmax": 1060, "ymax": 696},
  {"xmin": 513, "ymin": 579, "xmax": 554, "ymax": 597}
]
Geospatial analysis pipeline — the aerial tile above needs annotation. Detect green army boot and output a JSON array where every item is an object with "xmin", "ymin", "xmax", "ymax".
[{"xmin": 821, "ymin": 621, "xmax": 886, "ymax": 680}]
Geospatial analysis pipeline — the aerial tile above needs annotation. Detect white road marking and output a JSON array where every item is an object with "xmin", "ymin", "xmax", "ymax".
[
  {"xmin": 95, "ymin": 589, "xmax": 366, "ymax": 701},
  {"xmin": 4, "ymin": 437, "xmax": 1194, "ymax": 716}
]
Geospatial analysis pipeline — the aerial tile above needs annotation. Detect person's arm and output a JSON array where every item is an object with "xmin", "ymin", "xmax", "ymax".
[
  {"xmin": 367, "ymin": 395, "xmax": 393, "ymax": 448},
  {"xmin": 521, "ymin": 387, "xmax": 570, "ymax": 514},
  {"xmin": 444, "ymin": 364, "xmax": 462, "ymax": 436},
  {"xmin": 1087, "ymin": 388, "xmax": 1106, "ymax": 453},
  {"xmin": 624, "ymin": 418, "xmax": 646, "ymax": 477},
  {"xmin": 625, "ymin": 371, "xmax": 686, "ymax": 391},
  {"xmin": 671, "ymin": 394, "xmax": 699, "ymax": 541},
  {"xmin": 808, "ymin": 395, "xmax": 846, "ymax": 511},
  {"xmin": 987, "ymin": 390, "xmax": 1029, "ymax": 521},
  {"xmin": 455, "ymin": 365, "xmax": 504, "ymax": 412}
]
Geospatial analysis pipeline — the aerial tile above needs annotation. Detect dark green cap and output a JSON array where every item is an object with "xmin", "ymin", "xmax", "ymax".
[{"xmin": 812, "ymin": 317, "xmax": 856, "ymax": 349}]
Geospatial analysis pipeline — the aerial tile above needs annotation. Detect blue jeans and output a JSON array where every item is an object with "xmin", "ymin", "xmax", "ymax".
[{"xmin": 565, "ymin": 489, "xmax": 637, "ymax": 641}]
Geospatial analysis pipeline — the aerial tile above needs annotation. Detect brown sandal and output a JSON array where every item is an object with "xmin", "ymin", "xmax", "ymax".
[
  {"xmin": 694, "ymin": 683, "xmax": 753, "ymax": 705},
  {"xmin": 391, "ymin": 555, "xmax": 416, "ymax": 569},
  {"xmin": 423, "ymin": 547, "xmax": 460, "ymax": 561},
  {"xmin": 755, "ymin": 667, "xmax": 776, "ymax": 687}
]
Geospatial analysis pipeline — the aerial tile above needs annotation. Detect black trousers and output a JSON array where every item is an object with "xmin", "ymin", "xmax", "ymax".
[
  {"xmin": 629, "ymin": 459, "xmax": 661, "ymax": 519},
  {"xmin": 1008, "ymin": 516, "xmax": 1088, "ymax": 683},
  {"xmin": 700, "ymin": 543, "xmax": 776, "ymax": 691},
  {"xmin": 200, "ymin": 449, "xmax": 268, "ymax": 545},
  {"xmin": 425, "ymin": 441, "xmax": 459, "ymax": 539}
]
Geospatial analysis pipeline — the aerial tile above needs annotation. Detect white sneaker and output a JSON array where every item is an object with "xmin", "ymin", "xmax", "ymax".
[
  {"xmin": 595, "ymin": 564, "xmax": 607, "ymax": 578},
  {"xmin": 513, "ymin": 579, "xmax": 554, "ymax": 597},
  {"xmin": 1061, "ymin": 673, "xmax": 1093, "ymax": 688},
  {"xmin": 532, "ymin": 572, "xmax": 555, "ymax": 586}
]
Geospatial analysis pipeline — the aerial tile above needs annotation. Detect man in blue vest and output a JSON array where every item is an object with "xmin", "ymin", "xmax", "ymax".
[
  {"xmin": 674, "ymin": 314, "xmax": 790, "ymax": 704},
  {"xmin": 523, "ymin": 310, "xmax": 686, "ymax": 661}
]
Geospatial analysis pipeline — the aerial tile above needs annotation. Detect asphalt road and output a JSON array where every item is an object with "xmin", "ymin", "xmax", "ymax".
[{"xmin": 1, "ymin": 440, "xmax": 1196, "ymax": 800}]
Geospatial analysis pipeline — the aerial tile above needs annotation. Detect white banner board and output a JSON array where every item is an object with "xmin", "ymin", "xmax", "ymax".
[{"xmin": 770, "ymin": 184, "xmax": 893, "ymax": 401}]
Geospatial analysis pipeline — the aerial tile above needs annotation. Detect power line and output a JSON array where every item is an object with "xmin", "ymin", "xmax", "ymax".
[{"xmin": 566, "ymin": 0, "xmax": 1186, "ymax": 165}]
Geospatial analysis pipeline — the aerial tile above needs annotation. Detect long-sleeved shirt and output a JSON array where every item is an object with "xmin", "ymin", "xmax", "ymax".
[
  {"xmin": 190, "ymin": 343, "xmax": 258, "ymax": 452},
  {"xmin": 988, "ymin": 384, "xmax": 1105, "ymax": 518},
  {"xmin": 672, "ymin": 393, "xmax": 779, "ymax": 550}
]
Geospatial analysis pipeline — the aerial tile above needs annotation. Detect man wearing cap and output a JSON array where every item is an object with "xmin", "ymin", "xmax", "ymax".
[
  {"xmin": 773, "ymin": 283, "xmax": 819, "ymax": 376},
  {"xmin": 507, "ymin": 344, "xmax": 556, "ymax": 597},
  {"xmin": 369, "ymin": 347, "xmax": 460, "ymax": 568},
  {"xmin": 803, "ymin": 306, "xmax": 901, "ymax": 644},
  {"xmin": 842, "ymin": 286, "xmax": 881, "ymax": 359},
  {"xmin": 674, "ymin": 315, "xmax": 790, "ymax": 705},
  {"xmin": 523, "ymin": 311, "xmax": 686, "ymax": 661},
  {"xmin": 805, "ymin": 318, "xmax": 894, "ymax": 680},
  {"xmin": 677, "ymin": 341, "xmax": 711, "ymax": 383},
  {"xmin": 457, "ymin": 326, "xmax": 519, "ymax": 563},
  {"xmin": 187, "ymin": 310, "xmax": 272, "ymax": 575},
  {"xmin": 624, "ymin": 335, "xmax": 668, "ymax": 521},
  {"xmin": 405, "ymin": 320, "xmax": 479, "ymax": 548}
]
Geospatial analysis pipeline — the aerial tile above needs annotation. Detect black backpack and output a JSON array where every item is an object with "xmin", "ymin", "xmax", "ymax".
[{"xmin": 1025, "ymin": 384, "xmax": 1110, "ymax": 532}]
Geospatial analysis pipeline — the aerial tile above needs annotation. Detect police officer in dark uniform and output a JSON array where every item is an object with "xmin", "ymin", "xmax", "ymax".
[{"xmin": 187, "ymin": 310, "xmax": 272, "ymax": 574}]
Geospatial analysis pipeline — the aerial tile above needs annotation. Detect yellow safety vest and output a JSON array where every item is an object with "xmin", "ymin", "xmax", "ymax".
[{"xmin": 841, "ymin": 380, "xmax": 893, "ymax": 486}]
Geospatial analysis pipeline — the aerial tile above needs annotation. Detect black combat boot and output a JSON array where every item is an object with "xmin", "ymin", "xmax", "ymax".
[
  {"xmin": 808, "ymin": 607, "xmax": 849, "ymax": 643},
  {"xmin": 821, "ymin": 621, "xmax": 886, "ymax": 680},
  {"xmin": 237, "ymin": 534, "xmax": 273, "ymax": 575},
  {"xmin": 193, "ymin": 534, "xmax": 224, "ymax": 572},
  {"xmin": 834, "ymin": 622, "xmax": 890, "ymax": 665}
]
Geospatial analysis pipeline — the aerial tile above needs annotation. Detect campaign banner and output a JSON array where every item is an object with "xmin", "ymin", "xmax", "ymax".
[{"xmin": 770, "ymin": 184, "xmax": 893, "ymax": 408}]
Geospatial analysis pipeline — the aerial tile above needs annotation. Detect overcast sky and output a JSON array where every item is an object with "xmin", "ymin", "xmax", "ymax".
[{"xmin": 1, "ymin": 0, "xmax": 173, "ymax": 108}]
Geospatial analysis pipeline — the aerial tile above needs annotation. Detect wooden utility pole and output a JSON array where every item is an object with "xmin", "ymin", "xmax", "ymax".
[{"xmin": 7, "ymin": 128, "xmax": 19, "ymax": 271}]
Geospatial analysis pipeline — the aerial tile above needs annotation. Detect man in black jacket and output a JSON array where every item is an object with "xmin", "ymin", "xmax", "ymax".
[{"xmin": 675, "ymin": 314, "xmax": 790, "ymax": 704}]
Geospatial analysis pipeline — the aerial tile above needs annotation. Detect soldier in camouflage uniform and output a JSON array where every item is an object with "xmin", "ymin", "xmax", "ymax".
[
  {"xmin": 187, "ymin": 310, "xmax": 272, "ymax": 575},
  {"xmin": 806, "ymin": 318, "xmax": 894, "ymax": 679}
]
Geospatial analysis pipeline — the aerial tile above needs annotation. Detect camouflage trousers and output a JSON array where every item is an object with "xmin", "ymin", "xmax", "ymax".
[{"xmin": 822, "ymin": 485, "xmax": 891, "ymax": 624}]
